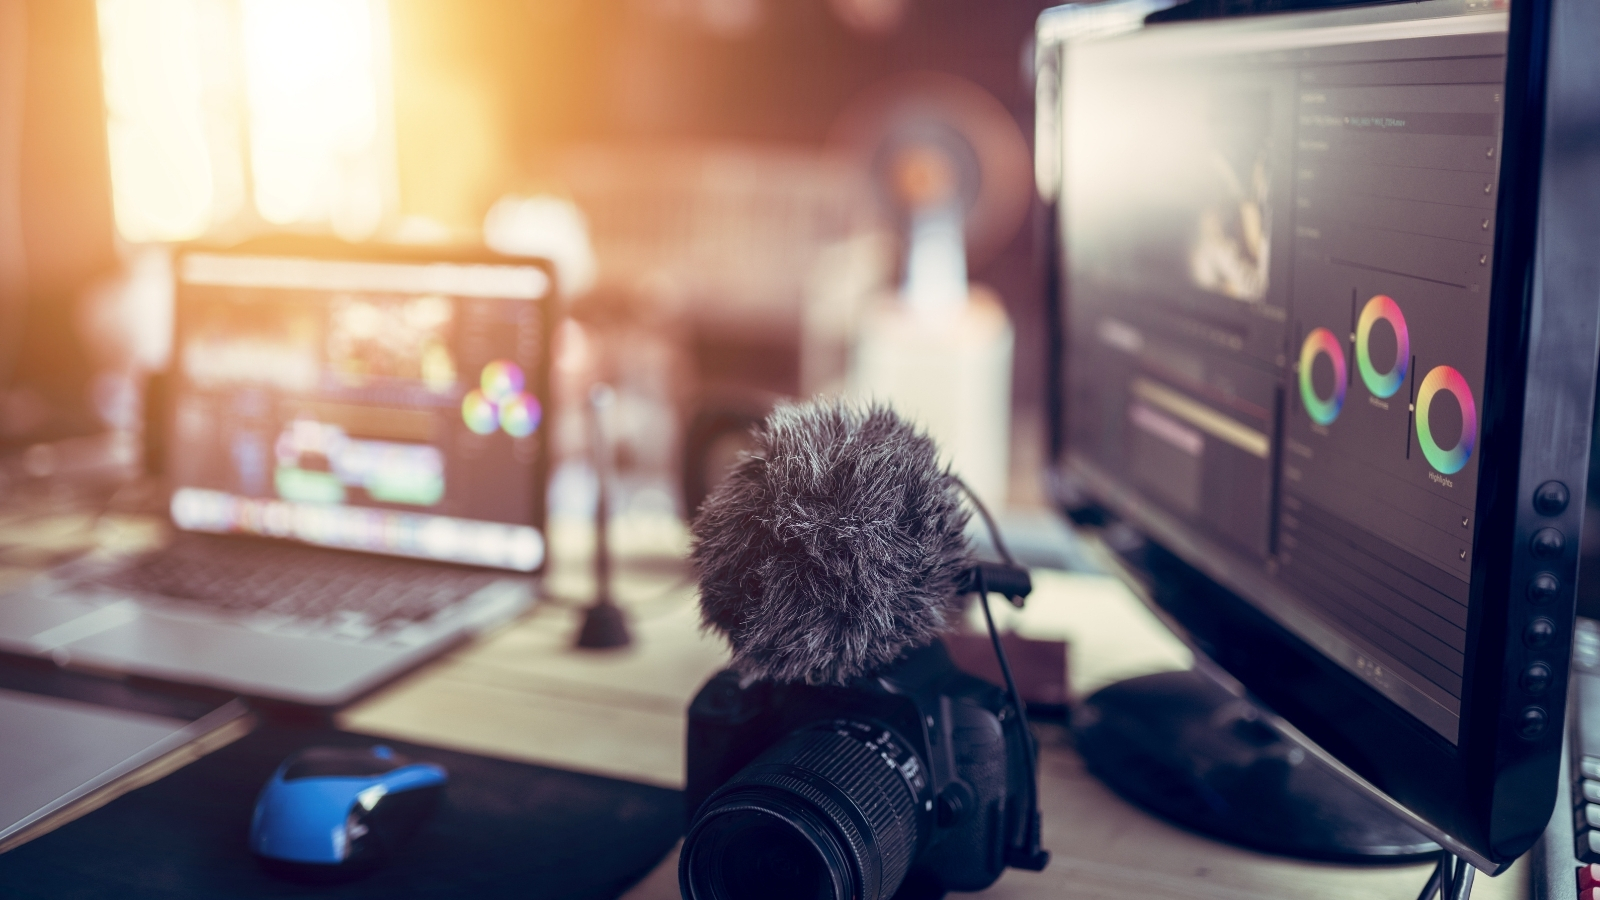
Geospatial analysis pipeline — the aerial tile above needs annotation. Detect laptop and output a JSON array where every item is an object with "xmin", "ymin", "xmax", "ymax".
[{"xmin": 0, "ymin": 240, "xmax": 556, "ymax": 707}]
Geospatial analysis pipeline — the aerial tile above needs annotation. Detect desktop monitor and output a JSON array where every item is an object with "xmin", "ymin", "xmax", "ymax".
[{"xmin": 1046, "ymin": 0, "xmax": 1600, "ymax": 869}]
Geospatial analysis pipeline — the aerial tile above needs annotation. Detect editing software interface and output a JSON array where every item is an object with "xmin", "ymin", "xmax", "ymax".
[
  {"xmin": 1061, "ymin": 2, "xmax": 1508, "ymax": 742},
  {"xmin": 170, "ymin": 254, "xmax": 552, "ymax": 572}
]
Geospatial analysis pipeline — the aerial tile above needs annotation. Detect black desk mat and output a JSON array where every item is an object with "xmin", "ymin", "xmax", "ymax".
[{"xmin": 0, "ymin": 721, "xmax": 683, "ymax": 900}]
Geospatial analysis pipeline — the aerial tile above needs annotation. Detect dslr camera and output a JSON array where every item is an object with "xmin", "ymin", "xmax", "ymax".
[{"xmin": 679, "ymin": 638, "xmax": 1044, "ymax": 900}]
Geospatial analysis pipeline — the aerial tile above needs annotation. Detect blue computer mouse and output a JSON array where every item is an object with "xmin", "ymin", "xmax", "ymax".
[{"xmin": 249, "ymin": 744, "xmax": 447, "ymax": 880}]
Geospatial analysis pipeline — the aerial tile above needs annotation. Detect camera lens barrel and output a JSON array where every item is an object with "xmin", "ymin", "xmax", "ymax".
[{"xmin": 682, "ymin": 719, "xmax": 933, "ymax": 900}]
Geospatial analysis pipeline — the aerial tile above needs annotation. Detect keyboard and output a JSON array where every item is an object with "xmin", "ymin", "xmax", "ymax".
[
  {"xmin": 90, "ymin": 534, "xmax": 500, "ymax": 637},
  {"xmin": 1532, "ymin": 617, "xmax": 1600, "ymax": 900}
]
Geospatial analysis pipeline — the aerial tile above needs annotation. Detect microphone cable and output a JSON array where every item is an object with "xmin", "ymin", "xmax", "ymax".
[{"xmin": 955, "ymin": 476, "xmax": 1050, "ymax": 871}]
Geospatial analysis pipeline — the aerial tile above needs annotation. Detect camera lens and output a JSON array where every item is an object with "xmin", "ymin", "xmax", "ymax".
[
  {"xmin": 683, "ymin": 802, "xmax": 847, "ymax": 900},
  {"xmin": 681, "ymin": 720, "xmax": 931, "ymax": 900}
]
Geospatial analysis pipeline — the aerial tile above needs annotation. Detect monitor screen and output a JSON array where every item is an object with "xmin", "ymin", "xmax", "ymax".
[
  {"xmin": 168, "ymin": 251, "xmax": 554, "ymax": 572},
  {"xmin": 1056, "ymin": 1, "xmax": 1509, "ymax": 745}
]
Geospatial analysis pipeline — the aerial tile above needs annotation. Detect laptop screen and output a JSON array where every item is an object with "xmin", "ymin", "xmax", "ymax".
[{"xmin": 168, "ymin": 252, "xmax": 554, "ymax": 572}]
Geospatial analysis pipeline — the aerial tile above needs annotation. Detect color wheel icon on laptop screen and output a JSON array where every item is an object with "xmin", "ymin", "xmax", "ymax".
[{"xmin": 461, "ymin": 360, "xmax": 542, "ymax": 438}]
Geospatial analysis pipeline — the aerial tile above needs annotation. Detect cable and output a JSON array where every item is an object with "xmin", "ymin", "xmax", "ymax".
[
  {"xmin": 1416, "ymin": 850, "xmax": 1474, "ymax": 900},
  {"xmin": 962, "ymin": 475, "xmax": 1019, "ymax": 566},
  {"xmin": 1415, "ymin": 852, "xmax": 1446, "ymax": 900},
  {"xmin": 976, "ymin": 568, "xmax": 1025, "ymax": 718},
  {"xmin": 975, "ymin": 565, "xmax": 1048, "ymax": 869},
  {"xmin": 957, "ymin": 475, "xmax": 1049, "ymax": 870},
  {"xmin": 1449, "ymin": 855, "xmax": 1475, "ymax": 900}
]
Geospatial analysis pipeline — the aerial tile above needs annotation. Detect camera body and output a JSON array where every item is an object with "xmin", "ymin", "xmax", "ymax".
[{"xmin": 683, "ymin": 639, "xmax": 1034, "ymax": 899}]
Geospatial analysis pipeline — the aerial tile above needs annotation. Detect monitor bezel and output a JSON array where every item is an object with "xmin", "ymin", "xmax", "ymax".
[
  {"xmin": 165, "ymin": 236, "xmax": 560, "ymax": 574},
  {"xmin": 1045, "ymin": 0, "xmax": 1584, "ymax": 867}
]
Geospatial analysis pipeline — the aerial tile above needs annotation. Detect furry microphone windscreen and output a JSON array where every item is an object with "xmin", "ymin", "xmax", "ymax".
[{"xmin": 690, "ymin": 399, "xmax": 971, "ymax": 686}]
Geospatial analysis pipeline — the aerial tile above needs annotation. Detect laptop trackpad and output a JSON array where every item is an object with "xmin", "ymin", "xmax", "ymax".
[
  {"xmin": 53, "ymin": 611, "xmax": 408, "ymax": 706},
  {"xmin": 0, "ymin": 591, "xmax": 129, "ymax": 654}
]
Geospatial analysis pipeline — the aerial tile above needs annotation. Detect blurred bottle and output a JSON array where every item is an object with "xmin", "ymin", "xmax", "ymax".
[{"xmin": 849, "ymin": 139, "xmax": 1013, "ymax": 509}]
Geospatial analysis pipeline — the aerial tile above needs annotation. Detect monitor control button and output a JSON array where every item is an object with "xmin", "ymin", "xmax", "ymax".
[
  {"xmin": 1518, "ymin": 706, "xmax": 1548, "ymax": 740},
  {"xmin": 1535, "ymin": 481, "xmax": 1571, "ymax": 516},
  {"xmin": 1521, "ymin": 661, "xmax": 1553, "ymax": 694},
  {"xmin": 1584, "ymin": 756, "xmax": 1600, "ymax": 780},
  {"xmin": 1532, "ymin": 528, "xmax": 1566, "ymax": 559},
  {"xmin": 1582, "ymin": 827, "xmax": 1600, "ymax": 863},
  {"xmin": 1526, "ymin": 617, "xmax": 1557, "ymax": 649},
  {"xmin": 1529, "ymin": 572, "xmax": 1561, "ymax": 604}
]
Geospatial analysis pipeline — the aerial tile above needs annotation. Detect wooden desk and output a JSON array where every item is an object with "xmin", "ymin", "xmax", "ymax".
[
  {"xmin": 621, "ymin": 739, "xmax": 1527, "ymax": 900},
  {"xmin": 341, "ymin": 514, "xmax": 722, "ymax": 789},
  {"xmin": 341, "ymin": 519, "xmax": 1528, "ymax": 900},
  {"xmin": 0, "ymin": 502, "xmax": 1531, "ymax": 898}
]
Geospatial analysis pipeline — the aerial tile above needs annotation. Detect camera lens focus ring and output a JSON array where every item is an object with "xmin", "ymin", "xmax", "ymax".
[{"xmin": 683, "ymin": 720, "xmax": 930, "ymax": 900}]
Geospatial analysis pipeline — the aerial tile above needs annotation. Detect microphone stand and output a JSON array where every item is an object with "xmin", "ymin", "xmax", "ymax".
[{"xmin": 576, "ymin": 383, "xmax": 631, "ymax": 650}]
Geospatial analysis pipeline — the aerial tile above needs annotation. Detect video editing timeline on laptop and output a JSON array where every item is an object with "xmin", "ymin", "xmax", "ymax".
[
  {"xmin": 1061, "ymin": 5, "xmax": 1507, "ymax": 742},
  {"xmin": 172, "ymin": 254, "xmax": 551, "ymax": 573}
]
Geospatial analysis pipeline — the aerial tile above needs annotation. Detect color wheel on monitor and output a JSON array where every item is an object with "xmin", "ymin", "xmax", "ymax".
[
  {"xmin": 1356, "ymin": 294, "xmax": 1409, "ymax": 399},
  {"xmin": 1415, "ymin": 365, "xmax": 1477, "ymax": 475},
  {"xmin": 1298, "ymin": 327, "xmax": 1347, "ymax": 426}
]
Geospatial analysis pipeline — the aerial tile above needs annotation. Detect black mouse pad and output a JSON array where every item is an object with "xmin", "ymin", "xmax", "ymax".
[{"xmin": 0, "ymin": 721, "xmax": 683, "ymax": 900}]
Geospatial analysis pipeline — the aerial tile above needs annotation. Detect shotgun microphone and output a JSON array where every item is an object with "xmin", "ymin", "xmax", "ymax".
[
  {"xmin": 690, "ymin": 398, "xmax": 1030, "ymax": 681},
  {"xmin": 690, "ymin": 399, "xmax": 978, "ymax": 685}
]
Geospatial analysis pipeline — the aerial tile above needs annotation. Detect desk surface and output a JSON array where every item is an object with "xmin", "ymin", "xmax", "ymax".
[
  {"xmin": 342, "ymin": 515, "xmax": 1529, "ymax": 900},
  {"xmin": 0, "ymin": 501, "xmax": 1531, "ymax": 899}
]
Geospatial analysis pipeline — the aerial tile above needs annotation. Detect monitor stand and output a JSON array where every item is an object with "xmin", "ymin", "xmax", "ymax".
[{"xmin": 1072, "ymin": 669, "xmax": 1439, "ymax": 861}]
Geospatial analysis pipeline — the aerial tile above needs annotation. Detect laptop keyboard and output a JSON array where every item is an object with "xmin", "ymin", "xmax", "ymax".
[{"xmin": 92, "ymin": 535, "xmax": 501, "ymax": 632}]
